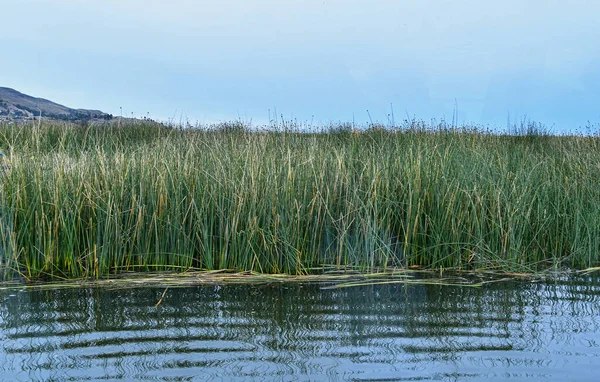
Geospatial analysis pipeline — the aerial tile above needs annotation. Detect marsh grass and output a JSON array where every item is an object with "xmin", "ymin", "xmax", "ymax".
[{"xmin": 0, "ymin": 121, "xmax": 599, "ymax": 281}]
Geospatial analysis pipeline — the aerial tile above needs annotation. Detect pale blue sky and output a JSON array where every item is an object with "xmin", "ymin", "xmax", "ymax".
[{"xmin": 1, "ymin": 0, "xmax": 599, "ymax": 131}]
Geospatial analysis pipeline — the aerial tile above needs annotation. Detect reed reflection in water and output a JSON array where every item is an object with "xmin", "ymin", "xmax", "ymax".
[{"xmin": 1, "ymin": 277, "xmax": 599, "ymax": 381}]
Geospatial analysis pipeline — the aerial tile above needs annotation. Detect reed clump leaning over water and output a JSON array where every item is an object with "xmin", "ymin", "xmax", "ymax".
[{"xmin": 0, "ymin": 120, "xmax": 599, "ymax": 281}]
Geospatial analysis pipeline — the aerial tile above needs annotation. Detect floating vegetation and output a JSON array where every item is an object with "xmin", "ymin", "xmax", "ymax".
[
  {"xmin": 0, "ymin": 121, "xmax": 599, "ymax": 282},
  {"xmin": 0, "ymin": 267, "xmax": 535, "ymax": 292}
]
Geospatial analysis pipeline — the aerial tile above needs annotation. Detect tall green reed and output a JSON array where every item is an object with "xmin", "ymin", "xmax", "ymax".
[{"xmin": 0, "ymin": 121, "xmax": 598, "ymax": 280}]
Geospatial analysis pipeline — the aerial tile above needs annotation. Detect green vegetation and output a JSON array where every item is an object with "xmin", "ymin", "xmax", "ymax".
[{"xmin": 0, "ymin": 121, "xmax": 599, "ymax": 281}]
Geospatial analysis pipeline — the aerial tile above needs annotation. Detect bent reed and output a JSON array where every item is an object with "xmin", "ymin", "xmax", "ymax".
[{"xmin": 0, "ymin": 120, "xmax": 599, "ymax": 281}]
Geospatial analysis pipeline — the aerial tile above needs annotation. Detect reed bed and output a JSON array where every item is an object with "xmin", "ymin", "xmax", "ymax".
[{"xmin": 0, "ymin": 121, "xmax": 599, "ymax": 281}]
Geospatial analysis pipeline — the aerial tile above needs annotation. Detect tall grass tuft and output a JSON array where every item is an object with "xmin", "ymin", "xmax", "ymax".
[{"xmin": 0, "ymin": 121, "xmax": 599, "ymax": 281}]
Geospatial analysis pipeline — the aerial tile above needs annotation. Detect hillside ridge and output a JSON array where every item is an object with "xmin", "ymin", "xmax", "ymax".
[{"xmin": 0, "ymin": 87, "xmax": 112, "ymax": 121}]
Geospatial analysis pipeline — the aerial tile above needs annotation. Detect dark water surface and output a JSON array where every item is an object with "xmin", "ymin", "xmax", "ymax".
[{"xmin": 1, "ymin": 277, "xmax": 599, "ymax": 381}]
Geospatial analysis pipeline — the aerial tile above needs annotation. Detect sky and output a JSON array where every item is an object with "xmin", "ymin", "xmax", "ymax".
[{"xmin": 1, "ymin": 0, "xmax": 599, "ymax": 131}]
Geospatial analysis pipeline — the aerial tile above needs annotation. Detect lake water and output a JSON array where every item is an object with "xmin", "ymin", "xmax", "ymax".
[{"xmin": 1, "ymin": 276, "xmax": 599, "ymax": 381}]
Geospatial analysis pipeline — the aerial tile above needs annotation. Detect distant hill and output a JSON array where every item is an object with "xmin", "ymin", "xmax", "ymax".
[{"xmin": 0, "ymin": 87, "xmax": 112, "ymax": 122}]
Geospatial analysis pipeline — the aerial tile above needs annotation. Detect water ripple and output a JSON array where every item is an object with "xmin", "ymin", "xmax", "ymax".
[{"xmin": 1, "ymin": 278, "xmax": 600, "ymax": 380}]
